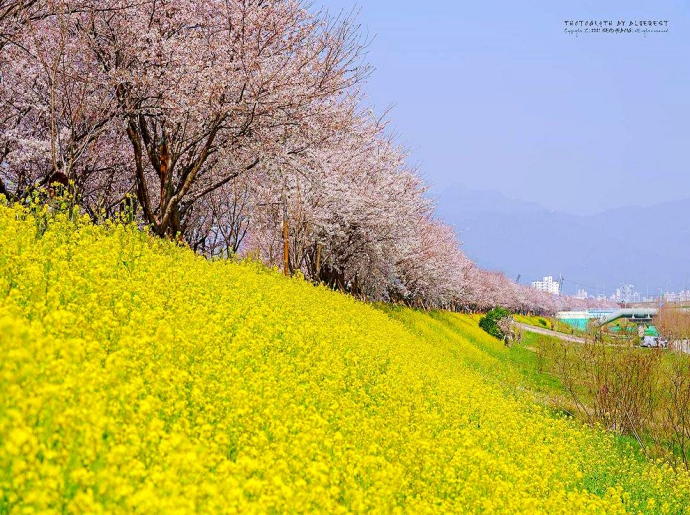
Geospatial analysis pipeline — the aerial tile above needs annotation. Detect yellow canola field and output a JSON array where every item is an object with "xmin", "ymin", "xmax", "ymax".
[{"xmin": 1, "ymin": 204, "xmax": 689, "ymax": 514}]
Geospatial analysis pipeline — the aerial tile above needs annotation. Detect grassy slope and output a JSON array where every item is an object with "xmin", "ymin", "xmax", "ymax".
[
  {"xmin": 514, "ymin": 314, "xmax": 587, "ymax": 338},
  {"xmin": 1, "ymin": 205, "xmax": 689, "ymax": 514}
]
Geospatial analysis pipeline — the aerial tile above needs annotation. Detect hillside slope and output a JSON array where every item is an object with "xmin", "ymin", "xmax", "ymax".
[{"xmin": 1, "ymin": 204, "xmax": 689, "ymax": 514}]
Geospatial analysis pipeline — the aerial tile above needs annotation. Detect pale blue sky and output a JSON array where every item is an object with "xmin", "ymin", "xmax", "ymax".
[{"xmin": 315, "ymin": 0, "xmax": 689, "ymax": 215}]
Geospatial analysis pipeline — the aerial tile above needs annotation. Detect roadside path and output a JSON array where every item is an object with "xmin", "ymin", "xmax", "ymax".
[{"xmin": 514, "ymin": 322, "xmax": 586, "ymax": 344}]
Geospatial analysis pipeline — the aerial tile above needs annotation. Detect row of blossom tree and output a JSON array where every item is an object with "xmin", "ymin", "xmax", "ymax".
[{"xmin": 0, "ymin": 0, "xmax": 616, "ymax": 313}]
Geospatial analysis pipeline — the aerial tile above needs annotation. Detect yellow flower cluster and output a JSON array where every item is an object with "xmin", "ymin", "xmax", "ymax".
[{"xmin": 1, "ymin": 204, "xmax": 689, "ymax": 514}]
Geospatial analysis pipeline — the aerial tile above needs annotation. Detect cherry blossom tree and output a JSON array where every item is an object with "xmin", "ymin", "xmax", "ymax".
[
  {"xmin": 0, "ymin": 1, "xmax": 44, "ymax": 52},
  {"xmin": 0, "ymin": 1, "xmax": 132, "ymax": 209},
  {"xmin": 76, "ymin": 0, "xmax": 368, "ymax": 236},
  {"xmin": 392, "ymin": 218, "xmax": 471, "ymax": 309},
  {"xmin": 245, "ymin": 114, "xmax": 431, "ymax": 299},
  {"xmin": 1, "ymin": 1, "xmax": 370, "ymax": 231}
]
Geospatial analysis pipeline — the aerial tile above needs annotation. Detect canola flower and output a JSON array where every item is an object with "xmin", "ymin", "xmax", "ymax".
[{"xmin": 1, "ymin": 203, "xmax": 689, "ymax": 514}]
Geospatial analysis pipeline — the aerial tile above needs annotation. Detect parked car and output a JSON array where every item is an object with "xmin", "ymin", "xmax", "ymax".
[{"xmin": 641, "ymin": 336, "xmax": 659, "ymax": 348}]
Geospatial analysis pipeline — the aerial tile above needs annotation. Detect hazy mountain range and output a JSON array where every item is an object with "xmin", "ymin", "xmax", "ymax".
[{"xmin": 436, "ymin": 184, "xmax": 690, "ymax": 297}]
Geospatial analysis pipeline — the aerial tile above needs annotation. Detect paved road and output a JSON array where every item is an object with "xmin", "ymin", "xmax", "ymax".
[{"xmin": 514, "ymin": 322, "xmax": 587, "ymax": 344}]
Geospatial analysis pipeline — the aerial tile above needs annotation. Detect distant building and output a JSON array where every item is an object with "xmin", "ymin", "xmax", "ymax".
[
  {"xmin": 531, "ymin": 276, "xmax": 560, "ymax": 295},
  {"xmin": 575, "ymin": 288, "xmax": 588, "ymax": 299},
  {"xmin": 664, "ymin": 290, "xmax": 690, "ymax": 302},
  {"xmin": 615, "ymin": 284, "xmax": 635, "ymax": 303}
]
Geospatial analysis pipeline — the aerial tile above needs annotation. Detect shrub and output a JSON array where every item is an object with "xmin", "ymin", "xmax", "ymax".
[{"xmin": 479, "ymin": 306, "xmax": 512, "ymax": 339}]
